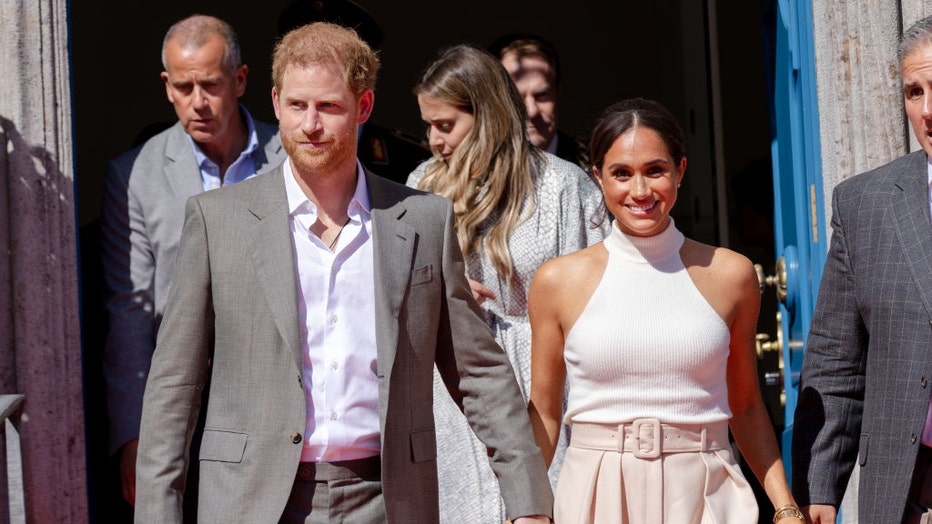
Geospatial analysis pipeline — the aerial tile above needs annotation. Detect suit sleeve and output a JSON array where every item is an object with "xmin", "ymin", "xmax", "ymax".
[
  {"xmin": 432, "ymin": 200, "xmax": 554, "ymax": 520},
  {"xmin": 99, "ymin": 158, "xmax": 156, "ymax": 455},
  {"xmin": 792, "ymin": 186, "xmax": 867, "ymax": 507},
  {"xmin": 134, "ymin": 196, "xmax": 214, "ymax": 524}
]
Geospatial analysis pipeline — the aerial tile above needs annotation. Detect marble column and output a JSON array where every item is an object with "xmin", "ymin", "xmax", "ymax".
[{"xmin": 0, "ymin": 0, "xmax": 88, "ymax": 522}]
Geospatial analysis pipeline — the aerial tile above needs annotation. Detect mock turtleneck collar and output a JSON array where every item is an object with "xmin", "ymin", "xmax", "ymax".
[{"xmin": 604, "ymin": 219, "xmax": 684, "ymax": 264}]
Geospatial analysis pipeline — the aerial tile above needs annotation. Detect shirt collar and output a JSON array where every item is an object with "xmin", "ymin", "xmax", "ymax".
[
  {"xmin": 186, "ymin": 104, "xmax": 260, "ymax": 168},
  {"xmin": 284, "ymin": 159, "xmax": 371, "ymax": 218}
]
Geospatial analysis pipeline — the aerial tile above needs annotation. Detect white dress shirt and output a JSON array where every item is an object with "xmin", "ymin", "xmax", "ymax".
[{"xmin": 284, "ymin": 160, "xmax": 380, "ymax": 462}]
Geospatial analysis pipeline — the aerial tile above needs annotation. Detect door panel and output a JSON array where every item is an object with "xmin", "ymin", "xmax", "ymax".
[{"xmin": 766, "ymin": 0, "xmax": 827, "ymax": 480}]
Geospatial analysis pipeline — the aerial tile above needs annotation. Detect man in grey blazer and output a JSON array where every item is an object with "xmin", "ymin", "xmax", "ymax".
[
  {"xmin": 134, "ymin": 22, "xmax": 553, "ymax": 523},
  {"xmin": 100, "ymin": 14, "xmax": 285, "ymax": 509},
  {"xmin": 792, "ymin": 14, "xmax": 932, "ymax": 524}
]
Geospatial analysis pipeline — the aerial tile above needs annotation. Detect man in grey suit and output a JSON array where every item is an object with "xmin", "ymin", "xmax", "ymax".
[
  {"xmin": 100, "ymin": 14, "xmax": 285, "ymax": 509},
  {"xmin": 134, "ymin": 22, "xmax": 553, "ymax": 523},
  {"xmin": 792, "ymin": 14, "xmax": 932, "ymax": 524}
]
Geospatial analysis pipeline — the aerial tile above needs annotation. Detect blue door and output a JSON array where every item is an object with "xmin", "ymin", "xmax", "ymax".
[{"xmin": 765, "ymin": 0, "xmax": 827, "ymax": 481}]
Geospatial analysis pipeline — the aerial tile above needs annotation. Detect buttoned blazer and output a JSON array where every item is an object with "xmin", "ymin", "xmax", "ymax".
[
  {"xmin": 100, "ymin": 120, "xmax": 285, "ymax": 455},
  {"xmin": 133, "ymin": 166, "xmax": 553, "ymax": 523},
  {"xmin": 792, "ymin": 150, "xmax": 932, "ymax": 522}
]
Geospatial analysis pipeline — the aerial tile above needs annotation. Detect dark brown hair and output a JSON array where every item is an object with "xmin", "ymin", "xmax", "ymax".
[{"xmin": 589, "ymin": 98, "xmax": 686, "ymax": 170}]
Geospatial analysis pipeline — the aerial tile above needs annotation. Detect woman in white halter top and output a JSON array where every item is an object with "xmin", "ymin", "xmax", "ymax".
[{"xmin": 527, "ymin": 98, "xmax": 804, "ymax": 524}]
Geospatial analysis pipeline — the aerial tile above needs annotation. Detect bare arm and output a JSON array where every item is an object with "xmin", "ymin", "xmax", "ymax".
[
  {"xmin": 527, "ymin": 261, "xmax": 568, "ymax": 467},
  {"xmin": 725, "ymin": 258, "xmax": 802, "ymax": 522}
]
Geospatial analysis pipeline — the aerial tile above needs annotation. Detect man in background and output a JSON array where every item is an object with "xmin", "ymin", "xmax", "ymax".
[
  {"xmin": 489, "ymin": 33, "xmax": 589, "ymax": 169},
  {"xmin": 99, "ymin": 13, "xmax": 284, "ymax": 511}
]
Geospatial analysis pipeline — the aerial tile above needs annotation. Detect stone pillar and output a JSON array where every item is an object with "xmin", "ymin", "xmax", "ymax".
[
  {"xmin": 0, "ymin": 0, "xmax": 88, "ymax": 522},
  {"xmin": 812, "ymin": 0, "xmax": 905, "ymax": 227}
]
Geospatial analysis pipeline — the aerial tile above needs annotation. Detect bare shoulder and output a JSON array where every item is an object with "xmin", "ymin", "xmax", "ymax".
[
  {"xmin": 681, "ymin": 239, "xmax": 755, "ymax": 281},
  {"xmin": 533, "ymin": 242, "xmax": 607, "ymax": 292},
  {"xmin": 530, "ymin": 242, "xmax": 608, "ymax": 332},
  {"xmin": 680, "ymin": 239, "xmax": 758, "ymax": 323}
]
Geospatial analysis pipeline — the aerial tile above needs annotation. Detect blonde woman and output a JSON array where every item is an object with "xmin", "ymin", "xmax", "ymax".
[{"xmin": 407, "ymin": 44, "xmax": 608, "ymax": 523}]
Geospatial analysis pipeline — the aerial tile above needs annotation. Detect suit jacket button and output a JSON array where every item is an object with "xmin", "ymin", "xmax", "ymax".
[
  {"xmin": 922, "ymin": 377, "xmax": 928, "ymax": 388},
  {"xmin": 291, "ymin": 432, "xmax": 302, "ymax": 444},
  {"xmin": 912, "ymin": 434, "xmax": 919, "ymax": 445}
]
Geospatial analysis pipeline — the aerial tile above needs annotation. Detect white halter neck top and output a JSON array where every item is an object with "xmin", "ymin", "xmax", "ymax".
[{"xmin": 562, "ymin": 220, "xmax": 732, "ymax": 425}]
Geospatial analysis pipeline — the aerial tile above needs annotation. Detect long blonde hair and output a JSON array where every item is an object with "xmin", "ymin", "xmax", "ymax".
[{"xmin": 415, "ymin": 44, "xmax": 539, "ymax": 281}]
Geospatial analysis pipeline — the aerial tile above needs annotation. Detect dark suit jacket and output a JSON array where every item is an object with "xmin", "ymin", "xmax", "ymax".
[
  {"xmin": 793, "ymin": 151, "xmax": 932, "ymax": 522},
  {"xmin": 554, "ymin": 129, "xmax": 590, "ymax": 170},
  {"xmin": 100, "ymin": 119, "xmax": 284, "ymax": 454},
  {"xmin": 134, "ymin": 166, "xmax": 553, "ymax": 523}
]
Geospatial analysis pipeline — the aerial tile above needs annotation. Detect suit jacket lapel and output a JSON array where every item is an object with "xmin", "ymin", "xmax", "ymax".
[
  {"xmin": 891, "ymin": 152, "xmax": 932, "ymax": 319},
  {"xmin": 247, "ymin": 168, "xmax": 302, "ymax": 370},
  {"xmin": 367, "ymin": 171, "xmax": 415, "ymax": 396},
  {"xmin": 238, "ymin": 167, "xmax": 415, "ymax": 389},
  {"xmin": 255, "ymin": 122, "xmax": 284, "ymax": 173},
  {"xmin": 163, "ymin": 123, "xmax": 204, "ymax": 200},
  {"xmin": 164, "ymin": 121, "xmax": 285, "ymax": 195}
]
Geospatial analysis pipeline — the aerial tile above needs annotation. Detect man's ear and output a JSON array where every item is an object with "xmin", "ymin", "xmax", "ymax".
[
  {"xmin": 161, "ymin": 72, "xmax": 174, "ymax": 104},
  {"xmin": 357, "ymin": 89, "xmax": 375, "ymax": 124},
  {"xmin": 271, "ymin": 87, "xmax": 281, "ymax": 120},
  {"xmin": 234, "ymin": 64, "xmax": 248, "ymax": 98}
]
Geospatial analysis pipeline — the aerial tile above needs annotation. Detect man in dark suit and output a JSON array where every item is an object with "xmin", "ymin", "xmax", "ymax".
[
  {"xmin": 99, "ymin": 14, "xmax": 285, "ymax": 510},
  {"xmin": 489, "ymin": 33, "xmax": 590, "ymax": 170},
  {"xmin": 134, "ymin": 22, "xmax": 552, "ymax": 523},
  {"xmin": 792, "ymin": 14, "xmax": 932, "ymax": 524}
]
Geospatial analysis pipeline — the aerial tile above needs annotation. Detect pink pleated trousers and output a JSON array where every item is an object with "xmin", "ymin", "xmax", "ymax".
[{"xmin": 554, "ymin": 419, "xmax": 758, "ymax": 523}]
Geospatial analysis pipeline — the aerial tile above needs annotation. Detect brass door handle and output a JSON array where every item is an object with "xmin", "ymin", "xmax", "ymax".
[
  {"xmin": 755, "ymin": 333, "xmax": 781, "ymax": 359},
  {"xmin": 754, "ymin": 257, "xmax": 787, "ymax": 305},
  {"xmin": 756, "ymin": 311, "xmax": 787, "ymax": 407}
]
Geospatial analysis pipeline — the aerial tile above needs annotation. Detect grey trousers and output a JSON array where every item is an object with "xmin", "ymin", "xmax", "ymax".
[{"xmin": 279, "ymin": 456, "xmax": 385, "ymax": 524}]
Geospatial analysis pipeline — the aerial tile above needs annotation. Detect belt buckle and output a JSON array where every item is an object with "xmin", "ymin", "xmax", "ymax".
[{"xmin": 631, "ymin": 418, "xmax": 662, "ymax": 459}]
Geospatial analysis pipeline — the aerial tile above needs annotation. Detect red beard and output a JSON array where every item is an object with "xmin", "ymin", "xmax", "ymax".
[{"xmin": 280, "ymin": 127, "xmax": 356, "ymax": 177}]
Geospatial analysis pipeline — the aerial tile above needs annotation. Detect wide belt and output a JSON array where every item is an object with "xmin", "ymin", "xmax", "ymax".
[{"xmin": 570, "ymin": 418, "xmax": 730, "ymax": 458}]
